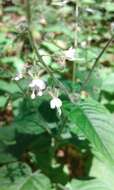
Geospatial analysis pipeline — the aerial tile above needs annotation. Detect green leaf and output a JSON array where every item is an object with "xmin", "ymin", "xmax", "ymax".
[
  {"xmin": 44, "ymin": 24, "xmax": 74, "ymax": 39},
  {"xmin": 12, "ymin": 97, "xmax": 58, "ymax": 135},
  {"xmin": 0, "ymin": 171, "xmax": 52, "ymax": 190},
  {"xmin": 90, "ymin": 158, "xmax": 114, "ymax": 190},
  {"xmin": 0, "ymin": 96, "xmax": 8, "ymax": 108},
  {"xmin": 66, "ymin": 99, "xmax": 114, "ymax": 163},
  {"xmin": 1, "ymin": 57, "xmax": 24, "ymax": 72},
  {"xmin": 42, "ymin": 41, "xmax": 60, "ymax": 53},
  {"xmin": 66, "ymin": 179, "xmax": 110, "ymax": 190},
  {"xmin": 0, "ymin": 127, "xmax": 17, "ymax": 164},
  {"xmin": 0, "ymin": 162, "xmax": 32, "ymax": 186},
  {"xmin": 0, "ymin": 80, "xmax": 21, "ymax": 94},
  {"xmin": 102, "ymin": 2, "xmax": 114, "ymax": 12},
  {"xmin": 102, "ymin": 73, "xmax": 114, "ymax": 94}
]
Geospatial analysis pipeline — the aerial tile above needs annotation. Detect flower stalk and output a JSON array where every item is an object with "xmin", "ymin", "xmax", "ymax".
[{"xmin": 72, "ymin": 1, "xmax": 79, "ymax": 92}]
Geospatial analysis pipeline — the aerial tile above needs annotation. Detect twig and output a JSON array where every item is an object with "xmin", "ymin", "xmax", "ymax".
[{"xmin": 80, "ymin": 35, "xmax": 114, "ymax": 91}]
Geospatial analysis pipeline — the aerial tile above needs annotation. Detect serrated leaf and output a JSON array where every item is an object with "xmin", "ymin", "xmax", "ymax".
[{"xmin": 66, "ymin": 99, "xmax": 114, "ymax": 163}]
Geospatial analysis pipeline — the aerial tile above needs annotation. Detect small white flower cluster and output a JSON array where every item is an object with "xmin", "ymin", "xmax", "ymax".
[
  {"xmin": 29, "ymin": 78, "xmax": 46, "ymax": 99},
  {"xmin": 29, "ymin": 77, "xmax": 62, "ymax": 115},
  {"xmin": 13, "ymin": 67, "xmax": 62, "ymax": 116}
]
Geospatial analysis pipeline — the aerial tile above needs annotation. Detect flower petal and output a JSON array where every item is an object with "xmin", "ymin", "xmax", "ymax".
[
  {"xmin": 55, "ymin": 98, "xmax": 62, "ymax": 108},
  {"xmin": 50, "ymin": 97, "xmax": 62, "ymax": 109},
  {"xmin": 36, "ymin": 79, "xmax": 46, "ymax": 90},
  {"xmin": 50, "ymin": 99, "xmax": 56, "ymax": 109},
  {"xmin": 37, "ymin": 91, "xmax": 43, "ymax": 96},
  {"xmin": 31, "ymin": 91, "xmax": 35, "ymax": 99}
]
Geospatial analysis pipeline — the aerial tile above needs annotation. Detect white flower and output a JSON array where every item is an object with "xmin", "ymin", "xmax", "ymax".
[
  {"xmin": 64, "ymin": 47, "xmax": 76, "ymax": 61},
  {"xmin": 50, "ymin": 97, "xmax": 62, "ymax": 116},
  {"xmin": 50, "ymin": 97, "xmax": 62, "ymax": 109},
  {"xmin": 37, "ymin": 91, "xmax": 43, "ymax": 96},
  {"xmin": 29, "ymin": 79, "xmax": 46, "ymax": 89},
  {"xmin": 29, "ymin": 78, "xmax": 46, "ymax": 99}
]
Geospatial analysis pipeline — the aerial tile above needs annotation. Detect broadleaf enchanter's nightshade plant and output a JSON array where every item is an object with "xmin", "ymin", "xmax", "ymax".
[{"xmin": 1, "ymin": 1, "xmax": 114, "ymax": 190}]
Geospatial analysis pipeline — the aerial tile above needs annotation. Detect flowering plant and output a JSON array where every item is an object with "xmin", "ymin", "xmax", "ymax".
[{"xmin": 0, "ymin": 0, "xmax": 114, "ymax": 190}]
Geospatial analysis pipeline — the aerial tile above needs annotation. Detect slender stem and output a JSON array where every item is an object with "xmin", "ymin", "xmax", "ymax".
[
  {"xmin": 26, "ymin": 0, "xmax": 31, "ymax": 26},
  {"xmin": 57, "ymin": 114, "xmax": 67, "ymax": 139},
  {"xmin": 28, "ymin": 30, "xmax": 53, "ymax": 75},
  {"xmin": 74, "ymin": 2, "xmax": 79, "ymax": 48},
  {"xmin": 72, "ymin": 60, "xmax": 76, "ymax": 91},
  {"xmin": 72, "ymin": 1, "xmax": 79, "ymax": 92},
  {"xmin": 80, "ymin": 35, "xmax": 114, "ymax": 91}
]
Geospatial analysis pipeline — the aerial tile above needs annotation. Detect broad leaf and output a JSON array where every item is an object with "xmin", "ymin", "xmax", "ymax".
[
  {"xmin": 0, "ymin": 96, "xmax": 9, "ymax": 108},
  {"xmin": 90, "ymin": 158, "xmax": 114, "ymax": 190},
  {"xmin": 0, "ymin": 80, "xmax": 21, "ymax": 94},
  {"xmin": 102, "ymin": 73, "xmax": 114, "ymax": 94},
  {"xmin": 65, "ymin": 99, "xmax": 114, "ymax": 163},
  {"xmin": 66, "ymin": 179, "xmax": 110, "ymax": 190},
  {"xmin": 0, "ymin": 171, "xmax": 52, "ymax": 190}
]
